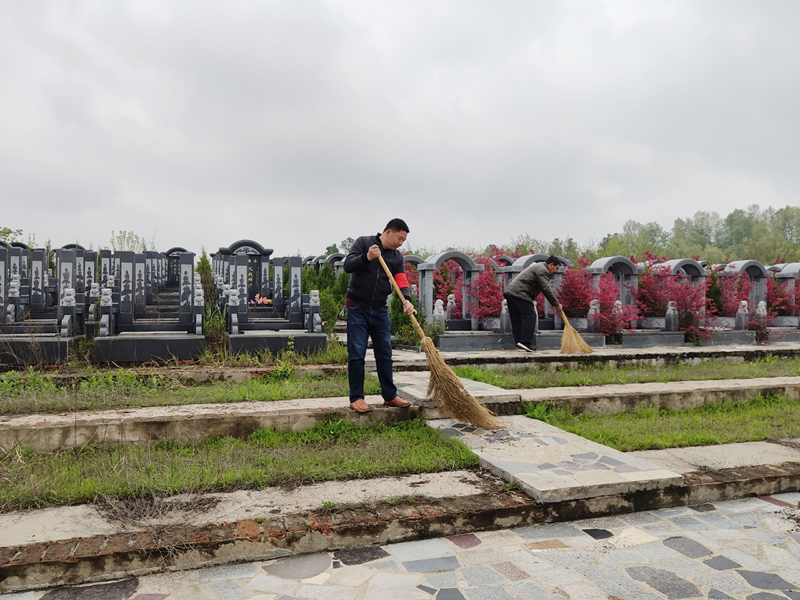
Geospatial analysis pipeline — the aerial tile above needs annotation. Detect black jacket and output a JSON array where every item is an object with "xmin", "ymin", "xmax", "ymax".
[{"xmin": 344, "ymin": 234, "xmax": 412, "ymax": 307}]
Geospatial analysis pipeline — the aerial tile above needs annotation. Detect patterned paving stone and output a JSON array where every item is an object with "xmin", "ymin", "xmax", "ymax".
[
  {"xmin": 435, "ymin": 589, "xmax": 466, "ymax": 600},
  {"xmin": 391, "ymin": 539, "xmax": 455, "ymax": 561},
  {"xmin": 707, "ymin": 590, "xmax": 736, "ymax": 600},
  {"xmin": 746, "ymin": 529, "xmax": 792, "ymax": 545},
  {"xmin": 491, "ymin": 561, "xmax": 528, "ymax": 581},
  {"xmin": 662, "ymin": 536, "xmax": 712, "ymax": 558},
  {"xmin": 598, "ymin": 549, "xmax": 648, "ymax": 564},
  {"xmin": 737, "ymin": 570, "xmax": 795, "ymax": 590},
  {"xmin": 425, "ymin": 572, "xmax": 458, "ymax": 587},
  {"xmin": 627, "ymin": 566, "xmax": 701, "ymax": 599},
  {"xmin": 263, "ymin": 554, "xmax": 332, "ymax": 579},
  {"xmin": 403, "ymin": 556, "xmax": 461, "ymax": 573},
  {"xmin": 132, "ymin": 595, "xmax": 169, "ymax": 600},
  {"xmin": 718, "ymin": 548, "xmax": 773, "ymax": 571},
  {"xmin": 669, "ymin": 516, "xmax": 708, "ymax": 530},
  {"xmin": 333, "ymin": 546, "xmax": 390, "ymax": 565},
  {"xmin": 459, "ymin": 567, "xmax": 507, "ymax": 586},
  {"xmin": 200, "ymin": 563, "xmax": 257, "ymax": 582},
  {"xmin": 605, "ymin": 565, "xmax": 644, "ymax": 592},
  {"xmin": 697, "ymin": 571, "xmax": 752, "ymax": 595},
  {"xmin": 745, "ymin": 593, "xmax": 791, "ymax": 600},
  {"xmin": 705, "ymin": 556, "xmax": 742, "ymax": 570},
  {"xmin": 448, "ymin": 534, "xmax": 481, "ymax": 550},
  {"xmin": 515, "ymin": 523, "xmax": 584, "ymax": 539},
  {"xmin": 525, "ymin": 540, "xmax": 569, "ymax": 550},
  {"xmin": 246, "ymin": 574, "xmax": 298, "ymax": 595},
  {"xmin": 207, "ymin": 580, "xmax": 248, "ymax": 600},
  {"xmin": 295, "ymin": 584, "xmax": 358, "ymax": 600},
  {"xmin": 463, "ymin": 587, "xmax": 515, "ymax": 600},
  {"xmin": 637, "ymin": 541, "xmax": 682, "ymax": 560},
  {"xmin": 582, "ymin": 528, "xmax": 612, "ymax": 540}
]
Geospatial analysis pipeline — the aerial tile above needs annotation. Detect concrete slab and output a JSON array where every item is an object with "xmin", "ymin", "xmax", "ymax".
[
  {"xmin": 628, "ymin": 440, "xmax": 800, "ymax": 474},
  {"xmin": 0, "ymin": 470, "xmax": 487, "ymax": 548},
  {"xmin": 394, "ymin": 371, "xmax": 520, "ymax": 417},
  {"xmin": 428, "ymin": 415, "xmax": 684, "ymax": 503}
]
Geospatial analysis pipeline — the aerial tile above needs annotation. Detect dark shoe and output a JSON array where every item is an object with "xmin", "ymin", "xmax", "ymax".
[
  {"xmin": 516, "ymin": 342, "xmax": 534, "ymax": 352},
  {"xmin": 384, "ymin": 397, "xmax": 411, "ymax": 408},
  {"xmin": 350, "ymin": 399, "xmax": 370, "ymax": 413}
]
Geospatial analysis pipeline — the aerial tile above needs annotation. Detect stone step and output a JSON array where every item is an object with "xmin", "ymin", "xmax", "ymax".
[{"xmin": 430, "ymin": 414, "xmax": 684, "ymax": 503}]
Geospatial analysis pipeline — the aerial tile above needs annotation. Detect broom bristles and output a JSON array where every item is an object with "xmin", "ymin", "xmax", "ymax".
[
  {"xmin": 420, "ymin": 337, "xmax": 503, "ymax": 430},
  {"xmin": 560, "ymin": 318, "xmax": 594, "ymax": 354}
]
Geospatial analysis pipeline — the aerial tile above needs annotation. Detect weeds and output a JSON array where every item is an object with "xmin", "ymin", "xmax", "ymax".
[
  {"xmin": 523, "ymin": 393, "xmax": 800, "ymax": 451},
  {"xmin": 0, "ymin": 418, "xmax": 479, "ymax": 510},
  {"xmin": 454, "ymin": 355, "xmax": 800, "ymax": 390},
  {"xmin": 0, "ymin": 369, "xmax": 381, "ymax": 415}
]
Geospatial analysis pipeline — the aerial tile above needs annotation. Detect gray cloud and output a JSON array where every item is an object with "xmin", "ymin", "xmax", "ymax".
[{"xmin": 2, "ymin": 0, "xmax": 799, "ymax": 255}]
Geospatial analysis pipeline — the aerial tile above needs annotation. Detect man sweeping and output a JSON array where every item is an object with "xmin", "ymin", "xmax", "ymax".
[
  {"xmin": 344, "ymin": 218, "xmax": 417, "ymax": 413},
  {"xmin": 503, "ymin": 255, "xmax": 563, "ymax": 352}
]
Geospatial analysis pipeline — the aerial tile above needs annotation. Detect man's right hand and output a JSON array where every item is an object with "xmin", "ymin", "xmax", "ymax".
[{"xmin": 367, "ymin": 245, "xmax": 381, "ymax": 261}]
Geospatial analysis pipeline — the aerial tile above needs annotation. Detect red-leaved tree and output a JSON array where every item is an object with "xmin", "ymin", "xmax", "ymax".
[
  {"xmin": 558, "ymin": 267, "xmax": 594, "ymax": 318},
  {"xmin": 466, "ymin": 258, "xmax": 504, "ymax": 321},
  {"xmin": 593, "ymin": 272, "xmax": 638, "ymax": 339}
]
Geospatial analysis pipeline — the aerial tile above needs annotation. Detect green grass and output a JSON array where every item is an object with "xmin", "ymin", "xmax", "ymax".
[
  {"xmin": 523, "ymin": 394, "xmax": 800, "ymax": 451},
  {"xmin": 0, "ymin": 367, "xmax": 381, "ymax": 415},
  {"xmin": 0, "ymin": 418, "xmax": 479, "ymax": 510},
  {"xmin": 453, "ymin": 354, "xmax": 800, "ymax": 389}
]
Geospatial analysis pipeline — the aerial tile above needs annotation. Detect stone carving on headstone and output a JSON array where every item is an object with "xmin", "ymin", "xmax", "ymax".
[
  {"xmin": 180, "ymin": 270, "xmax": 191, "ymax": 309},
  {"xmin": 446, "ymin": 294, "xmax": 457, "ymax": 320},
  {"xmin": 307, "ymin": 290, "xmax": 321, "ymax": 333},
  {"xmin": 588, "ymin": 299, "xmax": 601, "ymax": 333},
  {"xmin": 499, "ymin": 299, "xmax": 512, "ymax": 334},
  {"xmin": 238, "ymin": 273, "xmax": 246, "ymax": 306},
  {"xmin": 20, "ymin": 252, "xmax": 28, "ymax": 279},
  {"xmin": 273, "ymin": 257, "xmax": 285, "ymax": 310},
  {"xmin": 665, "ymin": 300, "xmax": 679, "ymax": 332},
  {"xmin": 735, "ymin": 300, "xmax": 749, "ymax": 330},
  {"xmin": 30, "ymin": 251, "xmax": 44, "ymax": 313},
  {"xmin": 90, "ymin": 282, "xmax": 100, "ymax": 299},
  {"xmin": 117, "ymin": 251, "xmax": 135, "ymax": 323},
  {"xmin": 100, "ymin": 288, "xmax": 113, "ymax": 306},
  {"xmin": 61, "ymin": 288, "xmax": 76, "ymax": 307},
  {"xmin": 9, "ymin": 276, "xmax": 20, "ymax": 298},
  {"xmin": 228, "ymin": 288, "xmax": 239, "ymax": 334},
  {"xmin": 433, "ymin": 299, "xmax": 447, "ymax": 330},
  {"xmin": 288, "ymin": 256, "xmax": 303, "ymax": 325},
  {"xmin": 411, "ymin": 284, "xmax": 418, "ymax": 301},
  {"xmin": 100, "ymin": 250, "xmax": 111, "ymax": 287},
  {"xmin": 75, "ymin": 252, "xmax": 85, "ymax": 293}
]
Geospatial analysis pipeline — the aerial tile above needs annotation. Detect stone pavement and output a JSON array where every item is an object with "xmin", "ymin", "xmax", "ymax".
[
  {"xmin": 8, "ymin": 492, "xmax": 800, "ymax": 600},
  {"xmin": 429, "ymin": 415, "xmax": 683, "ymax": 503}
]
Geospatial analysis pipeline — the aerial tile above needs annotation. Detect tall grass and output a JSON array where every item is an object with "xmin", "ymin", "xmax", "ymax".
[{"xmin": 0, "ymin": 419, "xmax": 479, "ymax": 510}]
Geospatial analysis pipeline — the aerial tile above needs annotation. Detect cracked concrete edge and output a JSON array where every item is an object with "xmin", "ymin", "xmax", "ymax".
[{"xmin": 3, "ymin": 461, "xmax": 800, "ymax": 594}]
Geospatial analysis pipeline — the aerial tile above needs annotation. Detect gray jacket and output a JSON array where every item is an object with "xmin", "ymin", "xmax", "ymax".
[{"xmin": 504, "ymin": 262, "xmax": 559, "ymax": 306}]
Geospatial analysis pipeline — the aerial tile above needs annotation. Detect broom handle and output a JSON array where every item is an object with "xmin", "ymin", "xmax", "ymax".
[{"xmin": 377, "ymin": 254, "xmax": 427, "ymax": 341}]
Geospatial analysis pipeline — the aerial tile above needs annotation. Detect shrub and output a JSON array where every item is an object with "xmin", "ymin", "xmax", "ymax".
[
  {"xmin": 433, "ymin": 260, "xmax": 463, "ymax": 319},
  {"xmin": 766, "ymin": 276, "xmax": 794, "ymax": 317},
  {"xmin": 389, "ymin": 294, "xmax": 442, "ymax": 346},
  {"xmin": 559, "ymin": 267, "xmax": 593, "ymax": 318},
  {"xmin": 318, "ymin": 289, "xmax": 341, "ymax": 337},
  {"xmin": 466, "ymin": 258, "xmax": 504, "ymax": 321},
  {"xmin": 593, "ymin": 272, "xmax": 638, "ymax": 339},
  {"xmin": 720, "ymin": 273, "xmax": 754, "ymax": 317}
]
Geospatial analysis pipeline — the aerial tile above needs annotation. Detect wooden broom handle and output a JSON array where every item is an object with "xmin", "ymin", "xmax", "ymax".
[{"xmin": 377, "ymin": 254, "xmax": 427, "ymax": 340}]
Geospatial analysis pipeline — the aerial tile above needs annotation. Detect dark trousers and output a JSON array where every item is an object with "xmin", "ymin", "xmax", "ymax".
[
  {"xmin": 347, "ymin": 305, "xmax": 397, "ymax": 402},
  {"xmin": 504, "ymin": 293, "xmax": 537, "ymax": 347}
]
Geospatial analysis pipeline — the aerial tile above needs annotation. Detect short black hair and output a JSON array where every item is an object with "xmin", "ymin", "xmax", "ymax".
[
  {"xmin": 384, "ymin": 218, "xmax": 410, "ymax": 234},
  {"xmin": 545, "ymin": 255, "xmax": 561, "ymax": 266}
]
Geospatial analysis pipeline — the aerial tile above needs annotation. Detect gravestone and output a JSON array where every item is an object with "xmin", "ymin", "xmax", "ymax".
[
  {"xmin": 272, "ymin": 257, "xmax": 285, "ymax": 315},
  {"xmin": 30, "ymin": 249, "xmax": 45, "ymax": 314},
  {"xmin": 234, "ymin": 253, "xmax": 248, "ymax": 324},
  {"xmin": 117, "ymin": 251, "xmax": 135, "ymax": 324},
  {"xmin": 134, "ymin": 254, "xmax": 146, "ymax": 316},
  {"xmin": 289, "ymin": 257, "xmax": 303, "ymax": 326},
  {"xmin": 84, "ymin": 251, "xmax": 97, "ymax": 299},
  {"xmin": 100, "ymin": 250, "xmax": 111, "ymax": 287},
  {"xmin": 178, "ymin": 252, "xmax": 195, "ymax": 327}
]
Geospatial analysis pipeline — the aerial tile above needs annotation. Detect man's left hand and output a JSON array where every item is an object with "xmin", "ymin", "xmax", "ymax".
[{"xmin": 403, "ymin": 300, "xmax": 417, "ymax": 315}]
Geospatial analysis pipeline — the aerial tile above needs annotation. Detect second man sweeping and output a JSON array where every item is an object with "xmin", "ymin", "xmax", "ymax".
[{"xmin": 503, "ymin": 255, "xmax": 563, "ymax": 352}]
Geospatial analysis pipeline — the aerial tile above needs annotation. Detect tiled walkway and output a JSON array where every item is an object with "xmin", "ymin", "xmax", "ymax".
[{"xmin": 7, "ymin": 493, "xmax": 800, "ymax": 600}]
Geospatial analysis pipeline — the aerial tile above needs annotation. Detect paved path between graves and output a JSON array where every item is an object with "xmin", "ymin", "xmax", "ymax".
[{"xmin": 6, "ymin": 492, "xmax": 800, "ymax": 599}]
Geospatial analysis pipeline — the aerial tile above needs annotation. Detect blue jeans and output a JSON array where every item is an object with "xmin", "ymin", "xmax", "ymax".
[{"xmin": 347, "ymin": 305, "xmax": 396, "ymax": 402}]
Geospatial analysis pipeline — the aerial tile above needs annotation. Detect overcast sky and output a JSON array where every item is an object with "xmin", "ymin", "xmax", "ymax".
[{"xmin": 3, "ymin": 1, "xmax": 799, "ymax": 256}]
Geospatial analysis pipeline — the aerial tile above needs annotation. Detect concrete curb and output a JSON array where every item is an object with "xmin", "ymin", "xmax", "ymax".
[{"xmin": 3, "ymin": 461, "xmax": 800, "ymax": 594}]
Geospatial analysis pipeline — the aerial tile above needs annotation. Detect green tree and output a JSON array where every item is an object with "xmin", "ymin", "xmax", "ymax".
[
  {"xmin": 324, "ymin": 244, "xmax": 339, "ymax": 255},
  {"xmin": 0, "ymin": 226, "xmax": 22, "ymax": 243},
  {"xmin": 620, "ymin": 220, "xmax": 669, "ymax": 258},
  {"xmin": 110, "ymin": 230, "xmax": 147, "ymax": 252}
]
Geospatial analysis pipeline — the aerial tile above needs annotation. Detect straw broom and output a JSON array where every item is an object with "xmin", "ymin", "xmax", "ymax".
[
  {"xmin": 377, "ymin": 255, "xmax": 502, "ymax": 430},
  {"xmin": 559, "ymin": 307, "xmax": 594, "ymax": 354}
]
